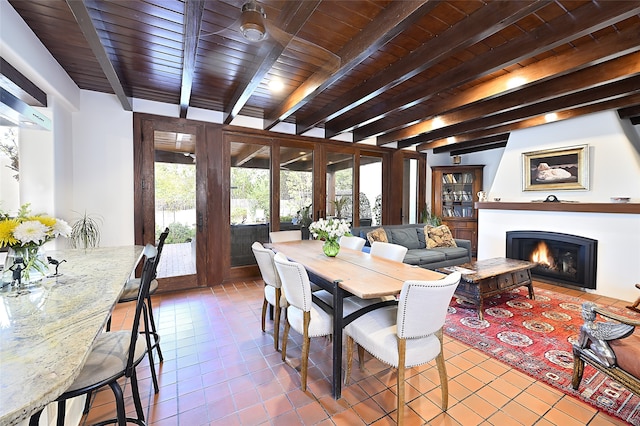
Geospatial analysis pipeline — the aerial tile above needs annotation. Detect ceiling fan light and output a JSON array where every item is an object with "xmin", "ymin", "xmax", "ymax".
[{"xmin": 240, "ymin": 3, "xmax": 266, "ymax": 42}]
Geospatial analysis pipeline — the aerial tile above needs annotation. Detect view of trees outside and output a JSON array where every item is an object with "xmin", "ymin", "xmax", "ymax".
[
  {"xmin": 328, "ymin": 167, "xmax": 353, "ymax": 220},
  {"xmin": 279, "ymin": 168, "xmax": 312, "ymax": 223},
  {"xmin": 231, "ymin": 167, "xmax": 270, "ymax": 224},
  {"xmin": 155, "ymin": 162, "xmax": 196, "ymax": 243}
]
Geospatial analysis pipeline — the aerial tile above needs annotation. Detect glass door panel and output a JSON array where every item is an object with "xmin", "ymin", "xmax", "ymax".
[
  {"xmin": 359, "ymin": 155, "xmax": 382, "ymax": 226},
  {"xmin": 230, "ymin": 141, "xmax": 271, "ymax": 266},
  {"xmin": 326, "ymin": 152, "xmax": 353, "ymax": 222},
  {"xmin": 154, "ymin": 131, "xmax": 196, "ymax": 278},
  {"xmin": 403, "ymin": 158, "xmax": 418, "ymax": 224},
  {"xmin": 279, "ymin": 146, "xmax": 313, "ymax": 235}
]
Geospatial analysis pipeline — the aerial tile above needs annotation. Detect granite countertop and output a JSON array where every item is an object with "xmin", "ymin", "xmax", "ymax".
[{"xmin": 0, "ymin": 246, "xmax": 143, "ymax": 426}]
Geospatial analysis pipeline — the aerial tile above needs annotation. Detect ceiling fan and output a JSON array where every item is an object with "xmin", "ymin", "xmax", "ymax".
[{"xmin": 205, "ymin": 1, "xmax": 340, "ymax": 78}]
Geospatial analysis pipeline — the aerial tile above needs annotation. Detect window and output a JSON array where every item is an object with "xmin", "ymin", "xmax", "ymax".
[
  {"xmin": 360, "ymin": 155, "xmax": 382, "ymax": 225},
  {"xmin": 326, "ymin": 152, "xmax": 353, "ymax": 222}
]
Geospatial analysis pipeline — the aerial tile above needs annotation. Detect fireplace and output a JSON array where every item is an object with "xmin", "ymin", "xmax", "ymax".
[{"xmin": 506, "ymin": 231, "xmax": 597, "ymax": 289}]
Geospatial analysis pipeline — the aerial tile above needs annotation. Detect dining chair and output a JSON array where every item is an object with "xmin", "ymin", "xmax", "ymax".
[
  {"xmin": 273, "ymin": 251, "xmax": 335, "ymax": 391},
  {"xmin": 110, "ymin": 227, "xmax": 169, "ymax": 394},
  {"xmin": 339, "ymin": 235, "xmax": 366, "ymax": 251},
  {"xmin": 252, "ymin": 241, "xmax": 288, "ymax": 350},
  {"xmin": 30, "ymin": 245, "xmax": 158, "ymax": 426},
  {"xmin": 344, "ymin": 272, "xmax": 462, "ymax": 424},
  {"xmin": 370, "ymin": 241, "xmax": 408, "ymax": 262},
  {"xmin": 269, "ymin": 229, "xmax": 302, "ymax": 243}
]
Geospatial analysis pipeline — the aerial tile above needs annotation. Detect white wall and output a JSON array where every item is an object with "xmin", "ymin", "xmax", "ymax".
[
  {"xmin": 489, "ymin": 111, "xmax": 640, "ymax": 202},
  {"xmin": 477, "ymin": 111, "xmax": 640, "ymax": 301},
  {"xmin": 72, "ymin": 91, "xmax": 134, "ymax": 246}
]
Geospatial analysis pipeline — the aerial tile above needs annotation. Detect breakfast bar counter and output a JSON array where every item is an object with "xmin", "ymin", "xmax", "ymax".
[{"xmin": 0, "ymin": 246, "xmax": 143, "ymax": 426}]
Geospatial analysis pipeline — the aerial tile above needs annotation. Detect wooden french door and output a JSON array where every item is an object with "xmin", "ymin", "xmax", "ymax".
[{"xmin": 133, "ymin": 113, "xmax": 224, "ymax": 291}]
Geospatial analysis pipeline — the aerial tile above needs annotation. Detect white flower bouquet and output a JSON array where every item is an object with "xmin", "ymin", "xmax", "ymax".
[{"xmin": 308, "ymin": 218, "xmax": 352, "ymax": 242}]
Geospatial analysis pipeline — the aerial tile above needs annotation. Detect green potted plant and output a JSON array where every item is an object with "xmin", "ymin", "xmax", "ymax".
[
  {"xmin": 420, "ymin": 204, "xmax": 442, "ymax": 226},
  {"xmin": 69, "ymin": 211, "xmax": 102, "ymax": 250}
]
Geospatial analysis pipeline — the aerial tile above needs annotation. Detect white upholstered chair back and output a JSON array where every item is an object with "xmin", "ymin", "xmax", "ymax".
[
  {"xmin": 339, "ymin": 235, "xmax": 366, "ymax": 251},
  {"xmin": 273, "ymin": 252, "xmax": 313, "ymax": 312},
  {"xmin": 269, "ymin": 230, "xmax": 302, "ymax": 243},
  {"xmin": 370, "ymin": 241, "xmax": 408, "ymax": 262},
  {"xmin": 397, "ymin": 272, "xmax": 461, "ymax": 339},
  {"xmin": 251, "ymin": 242, "xmax": 281, "ymax": 289}
]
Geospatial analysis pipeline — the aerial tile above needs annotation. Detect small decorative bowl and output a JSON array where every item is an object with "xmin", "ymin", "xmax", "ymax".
[
  {"xmin": 611, "ymin": 197, "xmax": 630, "ymax": 203},
  {"xmin": 493, "ymin": 198, "xmax": 501, "ymax": 202}
]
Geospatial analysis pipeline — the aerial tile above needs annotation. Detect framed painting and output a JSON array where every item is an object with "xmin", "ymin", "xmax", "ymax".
[{"xmin": 522, "ymin": 145, "xmax": 589, "ymax": 191}]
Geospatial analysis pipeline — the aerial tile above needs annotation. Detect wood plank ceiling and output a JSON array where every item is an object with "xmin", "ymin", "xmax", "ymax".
[{"xmin": 7, "ymin": 0, "xmax": 640, "ymax": 154}]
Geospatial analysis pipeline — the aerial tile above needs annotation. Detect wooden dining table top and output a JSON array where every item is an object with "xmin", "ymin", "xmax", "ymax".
[
  {"xmin": 0, "ymin": 245, "xmax": 144, "ymax": 426},
  {"xmin": 270, "ymin": 240, "xmax": 445, "ymax": 298}
]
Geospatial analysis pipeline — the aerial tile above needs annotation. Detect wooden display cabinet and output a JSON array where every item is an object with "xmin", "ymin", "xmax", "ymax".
[{"xmin": 431, "ymin": 165, "xmax": 484, "ymax": 256}]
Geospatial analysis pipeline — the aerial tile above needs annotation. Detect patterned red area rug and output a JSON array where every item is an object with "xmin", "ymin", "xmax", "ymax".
[{"xmin": 444, "ymin": 286, "xmax": 640, "ymax": 425}]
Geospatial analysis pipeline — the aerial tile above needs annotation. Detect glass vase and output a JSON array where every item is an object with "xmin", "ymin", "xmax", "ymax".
[
  {"xmin": 2, "ymin": 245, "xmax": 49, "ymax": 285},
  {"xmin": 322, "ymin": 239, "xmax": 340, "ymax": 257}
]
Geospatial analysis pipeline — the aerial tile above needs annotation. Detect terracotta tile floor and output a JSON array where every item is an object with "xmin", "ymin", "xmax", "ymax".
[{"xmin": 81, "ymin": 280, "xmax": 634, "ymax": 425}]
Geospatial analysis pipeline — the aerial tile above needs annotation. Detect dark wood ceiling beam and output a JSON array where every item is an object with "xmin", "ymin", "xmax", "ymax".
[
  {"xmin": 449, "ymin": 141, "xmax": 509, "ymax": 156},
  {"xmin": 411, "ymin": 79, "xmax": 640, "ymax": 149},
  {"xmin": 421, "ymin": 92, "xmax": 640, "ymax": 152},
  {"xmin": 179, "ymin": 0, "xmax": 205, "ymax": 118},
  {"xmin": 65, "ymin": 0, "xmax": 132, "ymax": 111},
  {"xmin": 355, "ymin": 24, "xmax": 640, "ymax": 142},
  {"xmin": 368, "ymin": 1, "xmax": 640, "ymax": 145},
  {"xmin": 298, "ymin": 0, "xmax": 548, "ymax": 135},
  {"xmin": 392, "ymin": 51, "xmax": 640, "ymax": 148},
  {"xmin": 431, "ymin": 133, "xmax": 510, "ymax": 155},
  {"xmin": 222, "ymin": 0, "xmax": 321, "ymax": 125},
  {"xmin": 618, "ymin": 103, "xmax": 640, "ymax": 120},
  {"xmin": 261, "ymin": 0, "xmax": 436, "ymax": 131}
]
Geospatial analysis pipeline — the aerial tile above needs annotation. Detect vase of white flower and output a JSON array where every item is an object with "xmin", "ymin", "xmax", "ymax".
[
  {"xmin": 0, "ymin": 204, "xmax": 71, "ymax": 285},
  {"xmin": 308, "ymin": 218, "xmax": 352, "ymax": 257},
  {"xmin": 4, "ymin": 245, "xmax": 49, "ymax": 284}
]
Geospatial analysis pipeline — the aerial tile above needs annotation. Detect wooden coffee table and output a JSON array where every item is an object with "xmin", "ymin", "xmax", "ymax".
[{"xmin": 442, "ymin": 257, "xmax": 536, "ymax": 320}]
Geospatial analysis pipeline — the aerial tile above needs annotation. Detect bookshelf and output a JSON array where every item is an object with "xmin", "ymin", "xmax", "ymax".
[{"xmin": 431, "ymin": 165, "xmax": 484, "ymax": 256}]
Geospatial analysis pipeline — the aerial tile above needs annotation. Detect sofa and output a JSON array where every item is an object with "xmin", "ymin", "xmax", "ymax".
[{"xmin": 350, "ymin": 223, "xmax": 472, "ymax": 270}]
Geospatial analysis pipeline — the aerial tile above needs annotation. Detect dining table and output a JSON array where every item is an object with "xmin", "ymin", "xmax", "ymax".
[
  {"xmin": 0, "ymin": 245, "xmax": 144, "ymax": 426},
  {"xmin": 269, "ymin": 239, "xmax": 445, "ymax": 399}
]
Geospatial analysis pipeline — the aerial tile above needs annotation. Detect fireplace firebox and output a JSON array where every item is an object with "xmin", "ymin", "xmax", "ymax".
[{"xmin": 506, "ymin": 231, "xmax": 597, "ymax": 289}]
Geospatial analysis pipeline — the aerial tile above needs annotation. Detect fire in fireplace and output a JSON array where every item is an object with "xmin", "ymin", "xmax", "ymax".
[{"xmin": 506, "ymin": 231, "xmax": 597, "ymax": 289}]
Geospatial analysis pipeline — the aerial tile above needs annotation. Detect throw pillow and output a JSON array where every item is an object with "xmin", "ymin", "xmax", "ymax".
[
  {"xmin": 388, "ymin": 228, "xmax": 421, "ymax": 250},
  {"xmin": 366, "ymin": 227, "xmax": 388, "ymax": 245},
  {"xmin": 425, "ymin": 225, "xmax": 457, "ymax": 248}
]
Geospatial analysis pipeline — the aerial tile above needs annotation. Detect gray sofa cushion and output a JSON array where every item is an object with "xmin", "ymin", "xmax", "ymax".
[
  {"xmin": 387, "ymin": 227, "xmax": 422, "ymax": 250},
  {"xmin": 435, "ymin": 246, "xmax": 469, "ymax": 260},
  {"xmin": 410, "ymin": 249, "xmax": 447, "ymax": 264}
]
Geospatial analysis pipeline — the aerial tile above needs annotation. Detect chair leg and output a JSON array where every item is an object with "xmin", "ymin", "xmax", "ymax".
[
  {"xmin": 282, "ymin": 317, "xmax": 290, "ymax": 362},
  {"xmin": 261, "ymin": 297, "xmax": 268, "ymax": 332},
  {"xmin": 345, "ymin": 335, "xmax": 354, "ymax": 385},
  {"xmin": 146, "ymin": 294, "xmax": 163, "ymax": 362},
  {"xmin": 143, "ymin": 305, "xmax": 160, "ymax": 394},
  {"xmin": 626, "ymin": 284, "xmax": 640, "ymax": 313},
  {"xmin": 273, "ymin": 289, "xmax": 282, "ymax": 350},
  {"xmin": 108, "ymin": 381, "xmax": 127, "ymax": 426},
  {"xmin": 435, "ymin": 328, "xmax": 449, "ymax": 410},
  {"xmin": 301, "ymin": 311, "xmax": 311, "ymax": 392},
  {"xmin": 397, "ymin": 338, "xmax": 406, "ymax": 426},
  {"xmin": 130, "ymin": 369, "xmax": 145, "ymax": 422},
  {"xmin": 357, "ymin": 344, "xmax": 365, "ymax": 371}
]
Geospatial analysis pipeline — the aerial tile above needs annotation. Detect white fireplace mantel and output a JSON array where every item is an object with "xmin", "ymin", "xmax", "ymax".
[{"xmin": 476, "ymin": 204, "xmax": 640, "ymax": 302}]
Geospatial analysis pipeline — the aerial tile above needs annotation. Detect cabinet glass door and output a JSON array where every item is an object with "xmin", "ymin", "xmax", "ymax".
[{"xmin": 441, "ymin": 172, "xmax": 474, "ymax": 218}]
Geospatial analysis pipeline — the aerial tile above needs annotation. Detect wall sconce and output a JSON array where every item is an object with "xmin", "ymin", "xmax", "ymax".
[{"xmin": 452, "ymin": 155, "xmax": 461, "ymax": 164}]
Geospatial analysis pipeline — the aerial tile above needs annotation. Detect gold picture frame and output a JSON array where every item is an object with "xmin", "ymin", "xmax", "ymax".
[{"xmin": 522, "ymin": 145, "xmax": 589, "ymax": 191}]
